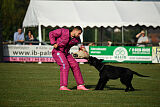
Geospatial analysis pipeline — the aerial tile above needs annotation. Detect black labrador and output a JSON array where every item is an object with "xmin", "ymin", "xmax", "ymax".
[{"xmin": 88, "ymin": 56, "xmax": 149, "ymax": 92}]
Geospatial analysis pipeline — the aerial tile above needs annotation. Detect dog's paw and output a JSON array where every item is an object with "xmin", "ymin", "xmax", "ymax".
[
  {"xmin": 129, "ymin": 88, "xmax": 135, "ymax": 91},
  {"xmin": 125, "ymin": 89, "xmax": 129, "ymax": 92}
]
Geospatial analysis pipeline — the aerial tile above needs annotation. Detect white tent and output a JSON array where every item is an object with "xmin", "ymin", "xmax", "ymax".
[{"xmin": 23, "ymin": 1, "xmax": 160, "ymax": 45}]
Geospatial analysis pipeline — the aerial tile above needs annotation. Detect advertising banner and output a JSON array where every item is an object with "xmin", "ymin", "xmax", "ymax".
[
  {"xmin": 3, "ymin": 45, "xmax": 54, "ymax": 62},
  {"xmin": 89, "ymin": 46, "xmax": 152, "ymax": 63},
  {"xmin": 152, "ymin": 47, "xmax": 160, "ymax": 63},
  {"xmin": 3, "ymin": 45, "xmax": 87, "ymax": 62}
]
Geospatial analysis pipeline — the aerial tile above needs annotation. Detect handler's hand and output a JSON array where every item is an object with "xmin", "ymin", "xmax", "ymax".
[{"xmin": 53, "ymin": 44, "xmax": 58, "ymax": 48}]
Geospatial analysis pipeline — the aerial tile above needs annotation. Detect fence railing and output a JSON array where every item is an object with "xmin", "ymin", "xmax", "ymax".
[{"xmin": 2, "ymin": 41, "xmax": 160, "ymax": 46}]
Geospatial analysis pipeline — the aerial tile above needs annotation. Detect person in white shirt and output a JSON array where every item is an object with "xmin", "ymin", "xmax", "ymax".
[{"xmin": 136, "ymin": 30, "xmax": 149, "ymax": 47}]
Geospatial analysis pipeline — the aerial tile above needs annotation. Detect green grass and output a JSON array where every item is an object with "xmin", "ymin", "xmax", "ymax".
[{"xmin": 0, "ymin": 63, "xmax": 160, "ymax": 107}]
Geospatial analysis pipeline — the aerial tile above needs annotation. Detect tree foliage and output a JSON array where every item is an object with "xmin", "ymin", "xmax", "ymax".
[{"xmin": 0, "ymin": 0, "xmax": 30, "ymax": 41}]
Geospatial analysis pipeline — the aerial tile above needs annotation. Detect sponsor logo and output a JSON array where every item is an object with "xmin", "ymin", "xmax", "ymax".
[{"xmin": 113, "ymin": 47, "xmax": 128, "ymax": 62}]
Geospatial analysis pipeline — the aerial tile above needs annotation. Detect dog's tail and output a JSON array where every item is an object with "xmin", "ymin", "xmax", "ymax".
[{"xmin": 133, "ymin": 71, "xmax": 150, "ymax": 77}]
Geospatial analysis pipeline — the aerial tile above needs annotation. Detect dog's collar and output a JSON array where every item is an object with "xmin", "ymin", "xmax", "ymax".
[{"xmin": 99, "ymin": 64, "xmax": 104, "ymax": 71}]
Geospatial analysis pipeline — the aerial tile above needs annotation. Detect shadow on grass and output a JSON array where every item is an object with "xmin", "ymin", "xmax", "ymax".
[
  {"xmin": 71, "ymin": 85, "xmax": 120, "ymax": 90},
  {"xmin": 105, "ymin": 86, "xmax": 142, "ymax": 91},
  {"xmin": 71, "ymin": 85, "xmax": 142, "ymax": 91}
]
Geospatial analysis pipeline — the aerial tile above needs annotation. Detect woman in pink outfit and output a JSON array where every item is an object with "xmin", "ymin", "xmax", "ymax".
[{"xmin": 49, "ymin": 26, "xmax": 89, "ymax": 91}]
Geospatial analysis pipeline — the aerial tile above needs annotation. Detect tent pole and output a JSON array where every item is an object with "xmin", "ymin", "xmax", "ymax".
[
  {"xmin": 146, "ymin": 29, "xmax": 148, "ymax": 37},
  {"xmin": 95, "ymin": 28, "xmax": 98, "ymax": 45},
  {"xmin": 122, "ymin": 26, "xmax": 124, "ymax": 46},
  {"xmin": 38, "ymin": 24, "xmax": 42, "ymax": 64},
  {"xmin": 38, "ymin": 24, "xmax": 42, "ymax": 46},
  {"xmin": 111, "ymin": 28, "xmax": 114, "ymax": 44},
  {"xmin": 101, "ymin": 27, "xmax": 103, "ymax": 46},
  {"xmin": 42, "ymin": 27, "xmax": 45, "ymax": 42}
]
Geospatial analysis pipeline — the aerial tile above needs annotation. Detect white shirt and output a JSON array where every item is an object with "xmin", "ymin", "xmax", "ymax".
[{"xmin": 137, "ymin": 35, "xmax": 149, "ymax": 47}]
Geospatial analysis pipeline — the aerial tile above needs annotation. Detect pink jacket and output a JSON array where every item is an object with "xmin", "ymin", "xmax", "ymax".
[{"xmin": 49, "ymin": 28, "xmax": 81, "ymax": 54}]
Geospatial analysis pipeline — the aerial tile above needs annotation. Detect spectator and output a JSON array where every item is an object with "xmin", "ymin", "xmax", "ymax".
[
  {"xmin": 25, "ymin": 30, "xmax": 34, "ymax": 45},
  {"xmin": 26, "ymin": 30, "xmax": 34, "ymax": 41},
  {"xmin": 14, "ymin": 28, "xmax": 24, "ymax": 45},
  {"xmin": 107, "ymin": 41, "xmax": 112, "ymax": 46},
  {"xmin": 136, "ymin": 30, "xmax": 149, "ymax": 47}
]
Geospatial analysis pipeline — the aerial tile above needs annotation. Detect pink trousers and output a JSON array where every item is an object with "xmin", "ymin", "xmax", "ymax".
[{"xmin": 52, "ymin": 49, "xmax": 84, "ymax": 87}]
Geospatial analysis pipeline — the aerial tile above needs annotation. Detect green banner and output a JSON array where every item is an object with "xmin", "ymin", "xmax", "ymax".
[{"xmin": 89, "ymin": 46, "xmax": 152, "ymax": 63}]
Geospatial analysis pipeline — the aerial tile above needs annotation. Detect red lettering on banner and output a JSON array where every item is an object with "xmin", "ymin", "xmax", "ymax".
[{"xmin": 3, "ymin": 57, "xmax": 87, "ymax": 62}]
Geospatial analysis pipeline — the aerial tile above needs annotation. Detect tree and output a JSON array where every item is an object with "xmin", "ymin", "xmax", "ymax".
[
  {"xmin": 0, "ymin": 0, "xmax": 30, "ymax": 41},
  {"xmin": 0, "ymin": 0, "xmax": 3, "ymax": 61}
]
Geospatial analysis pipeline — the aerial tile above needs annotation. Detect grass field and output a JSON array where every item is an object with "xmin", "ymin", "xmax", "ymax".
[{"xmin": 0, "ymin": 63, "xmax": 160, "ymax": 107}]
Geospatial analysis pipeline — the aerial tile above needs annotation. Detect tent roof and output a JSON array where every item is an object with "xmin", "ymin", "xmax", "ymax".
[{"xmin": 23, "ymin": 1, "xmax": 160, "ymax": 28}]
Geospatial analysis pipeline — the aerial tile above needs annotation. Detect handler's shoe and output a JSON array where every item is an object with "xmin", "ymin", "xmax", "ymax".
[
  {"xmin": 60, "ymin": 86, "xmax": 71, "ymax": 91},
  {"xmin": 77, "ymin": 85, "xmax": 89, "ymax": 90}
]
